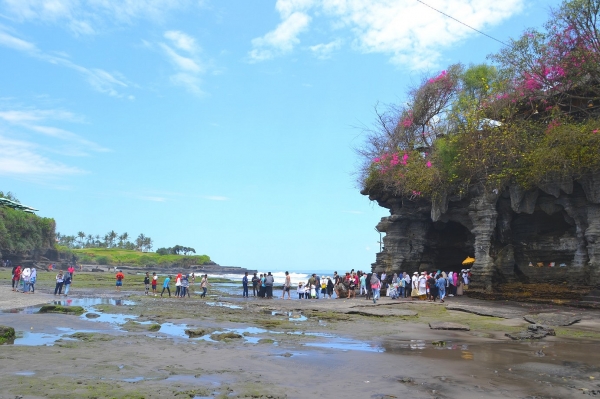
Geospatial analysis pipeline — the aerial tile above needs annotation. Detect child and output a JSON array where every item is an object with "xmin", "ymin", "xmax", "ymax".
[
  {"xmin": 297, "ymin": 282, "xmax": 304, "ymax": 299},
  {"xmin": 152, "ymin": 272, "xmax": 158, "ymax": 296},
  {"xmin": 144, "ymin": 272, "xmax": 150, "ymax": 295},
  {"xmin": 310, "ymin": 284, "xmax": 316, "ymax": 299}
]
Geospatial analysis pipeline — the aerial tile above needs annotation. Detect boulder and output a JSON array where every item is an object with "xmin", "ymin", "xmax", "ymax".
[
  {"xmin": 38, "ymin": 305, "xmax": 85, "ymax": 315},
  {"xmin": 506, "ymin": 324, "xmax": 556, "ymax": 340},
  {"xmin": 0, "ymin": 325, "xmax": 16, "ymax": 344}
]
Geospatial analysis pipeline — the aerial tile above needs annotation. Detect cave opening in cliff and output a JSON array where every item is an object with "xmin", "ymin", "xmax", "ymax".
[
  {"xmin": 511, "ymin": 210, "xmax": 576, "ymax": 266},
  {"xmin": 423, "ymin": 221, "xmax": 475, "ymax": 272}
]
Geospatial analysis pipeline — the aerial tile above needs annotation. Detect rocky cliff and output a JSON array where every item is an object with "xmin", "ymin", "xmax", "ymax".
[{"xmin": 363, "ymin": 172, "xmax": 600, "ymax": 292}]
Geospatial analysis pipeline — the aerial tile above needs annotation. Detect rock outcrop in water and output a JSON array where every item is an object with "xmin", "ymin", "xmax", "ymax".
[{"xmin": 363, "ymin": 172, "xmax": 600, "ymax": 292}]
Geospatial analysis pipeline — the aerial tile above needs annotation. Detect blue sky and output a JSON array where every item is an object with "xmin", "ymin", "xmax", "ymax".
[{"xmin": 0, "ymin": 0, "xmax": 562, "ymax": 271}]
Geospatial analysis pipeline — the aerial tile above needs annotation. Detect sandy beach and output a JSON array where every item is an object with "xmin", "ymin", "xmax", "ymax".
[{"xmin": 1, "ymin": 274, "xmax": 600, "ymax": 399}]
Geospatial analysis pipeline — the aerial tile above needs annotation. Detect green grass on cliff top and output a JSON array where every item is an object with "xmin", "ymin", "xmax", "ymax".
[{"xmin": 71, "ymin": 248, "xmax": 210, "ymax": 266}]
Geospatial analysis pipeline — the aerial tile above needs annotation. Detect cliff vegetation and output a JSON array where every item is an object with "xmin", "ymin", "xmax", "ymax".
[{"xmin": 359, "ymin": 0, "xmax": 600, "ymax": 201}]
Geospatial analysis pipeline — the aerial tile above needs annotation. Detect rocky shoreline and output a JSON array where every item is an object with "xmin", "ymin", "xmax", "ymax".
[{"xmin": 1, "ymin": 274, "xmax": 600, "ymax": 398}]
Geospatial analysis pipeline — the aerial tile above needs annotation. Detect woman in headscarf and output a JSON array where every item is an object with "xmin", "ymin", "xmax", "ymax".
[{"xmin": 370, "ymin": 273, "xmax": 381, "ymax": 304}]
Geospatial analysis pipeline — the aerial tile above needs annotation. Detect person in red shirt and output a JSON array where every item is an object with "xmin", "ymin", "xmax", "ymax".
[
  {"xmin": 115, "ymin": 270, "xmax": 125, "ymax": 291},
  {"xmin": 68, "ymin": 265, "xmax": 75, "ymax": 281}
]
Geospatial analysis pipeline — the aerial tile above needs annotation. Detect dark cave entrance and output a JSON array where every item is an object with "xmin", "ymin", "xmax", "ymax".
[
  {"xmin": 511, "ymin": 210, "xmax": 576, "ymax": 266},
  {"xmin": 423, "ymin": 221, "xmax": 475, "ymax": 272}
]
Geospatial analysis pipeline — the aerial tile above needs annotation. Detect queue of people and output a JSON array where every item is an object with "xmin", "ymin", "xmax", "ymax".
[{"xmin": 243, "ymin": 269, "xmax": 473, "ymax": 303}]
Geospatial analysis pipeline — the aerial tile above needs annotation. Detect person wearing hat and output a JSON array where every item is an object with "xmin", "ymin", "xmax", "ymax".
[{"xmin": 418, "ymin": 272, "xmax": 427, "ymax": 299}]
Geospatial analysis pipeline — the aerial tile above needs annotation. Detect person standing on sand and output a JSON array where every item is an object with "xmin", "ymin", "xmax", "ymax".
[
  {"xmin": 360, "ymin": 273, "xmax": 367, "ymax": 296},
  {"xmin": 12, "ymin": 265, "xmax": 21, "ymax": 291},
  {"xmin": 28, "ymin": 268, "xmax": 37, "ymax": 294},
  {"xmin": 242, "ymin": 272, "xmax": 249, "ymax": 298},
  {"xmin": 115, "ymin": 270, "xmax": 125, "ymax": 292},
  {"xmin": 180, "ymin": 274, "xmax": 189, "ymax": 298},
  {"xmin": 251, "ymin": 273, "xmax": 259, "ymax": 297},
  {"xmin": 370, "ymin": 274, "xmax": 381, "ymax": 304},
  {"xmin": 327, "ymin": 277, "xmax": 334, "ymax": 298},
  {"xmin": 175, "ymin": 273, "xmax": 182, "ymax": 297},
  {"xmin": 265, "ymin": 272, "xmax": 274, "ymax": 299},
  {"xmin": 200, "ymin": 274, "xmax": 209, "ymax": 298},
  {"xmin": 281, "ymin": 271, "xmax": 291, "ymax": 299},
  {"xmin": 152, "ymin": 272, "xmax": 158, "ymax": 296},
  {"xmin": 144, "ymin": 272, "xmax": 150, "ymax": 296},
  {"xmin": 64, "ymin": 272, "xmax": 72, "ymax": 296},
  {"xmin": 161, "ymin": 275, "xmax": 171, "ymax": 297},
  {"xmin": 54, "ymin": 271, "xmax": 64, "ymax": 295},
  {"xmin": 68, "ymin": 264, "xmax": 75, "ymax": 281},
  {"xmin": 297, "ymin": 282, "xmax": 304, "ymax": 299}
]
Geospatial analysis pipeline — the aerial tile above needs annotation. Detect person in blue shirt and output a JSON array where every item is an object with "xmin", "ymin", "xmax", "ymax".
[
  {"xmin": 161, "ymin": 275, "xmax": 171, "ymax": 297},
  {"xmin": 242, "ymin": 272, "xmax": 249, "ymax": 297}
]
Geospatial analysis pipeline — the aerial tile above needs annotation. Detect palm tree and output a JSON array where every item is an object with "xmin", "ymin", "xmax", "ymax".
[
  {"xmin": 136, "ymin": 234, "xmax": 146, "ymax": 252},
  {"xmin": 118, "ymin": 232, "xmax": 129, "ymax": 248},
  {"xmin": 86, "ymin": 234, "xmax": 94, "ymax": 247},
  {"xmin": 77, "ymin": 231, "xmax": 85, "ymax": 248},
  {"xmin": 108, "ymin": 230, "xmax": 118, "ymax": 248},
  {"xmin": 143, "ymin": 237, "xmax": 153, "ymax": 252}
]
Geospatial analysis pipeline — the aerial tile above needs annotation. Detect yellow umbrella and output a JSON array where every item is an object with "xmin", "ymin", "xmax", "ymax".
[{"xmin": 462, "ymin": 256, "xmax": 475, "ymax": 265}]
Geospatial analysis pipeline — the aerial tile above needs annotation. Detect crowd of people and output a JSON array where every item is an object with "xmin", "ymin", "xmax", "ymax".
[{"xmin": 243, "ymin": 269, "xmax": 473, "ymax": 303}]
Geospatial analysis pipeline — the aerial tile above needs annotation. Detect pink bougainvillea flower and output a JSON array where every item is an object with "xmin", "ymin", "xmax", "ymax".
[
  {"xmin": 593, "ymin": 129, "xmax": 599, "ymax": 134},
  {"xmin": 426, "ymin": 161, "xmax": 432, "ymax": 168},
  {"xmin": 373, "ymin": 157, "xmax": 380, "ymax": 163}
]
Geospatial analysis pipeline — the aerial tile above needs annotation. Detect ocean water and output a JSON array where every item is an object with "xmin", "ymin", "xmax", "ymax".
[{"xmin": 207, "ymin": 270, "xmax": 340, "ymax": 285}]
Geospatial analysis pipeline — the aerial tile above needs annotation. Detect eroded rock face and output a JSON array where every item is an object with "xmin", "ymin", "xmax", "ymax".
[{"xmin": 362, "ymin": 172, "xmax": 600, "ymax": 291}]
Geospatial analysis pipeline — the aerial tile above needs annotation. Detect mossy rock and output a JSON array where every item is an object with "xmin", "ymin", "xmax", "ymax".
[
  {"xmin": 185, "ymin": 328, "xmax": 209, "ymax": 337},
  {"xmin": 69, "ymin": 332, "xmax": 114, "ymax": 342},
  {"xmin": 147, "ymin": 324, "xmax": 161, "ymax": 332},
  {"xmin": 38, "ymin": 305, "xmax": 85, "ymax": 315},
  {"xmin": 257, "ymin": 338, "xmax": 275, "ymax": 344},
  {"xmin": 0, "ymin": 325, "xmax": 16, "ymax": 345},
  {"xmin": 210, "ymin": 332, "xmax": 243, "ymax": 341}
]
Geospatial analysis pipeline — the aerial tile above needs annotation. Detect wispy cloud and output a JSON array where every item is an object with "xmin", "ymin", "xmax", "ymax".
[
  {"xmin": 0, "ymin": 0, "xmax": 197, "ymax": 35},
  {"xmin": 309, "ymin": 39, "xmax": 342, "ymax": 59},
  {"xmin": 157, "ymin": 30, "xmax": 206, "ymax": 96},
  {"xmin": 0, "ymin": 135, "xmax": 85, "ymax": 177},
  {"xmin": 0, "ymin": 107, "xmax": 108, "ymax": 155},
  {"xmin": 250, "ymin": 0, "xmax": 525, "ymax": 69},
  {"xmin": 0, "ymin": 28, "xmax": 132, "ymax": 97}
]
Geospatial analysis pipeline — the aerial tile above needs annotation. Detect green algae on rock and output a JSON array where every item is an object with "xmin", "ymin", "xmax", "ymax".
[{"xmin": 38, "ymin": 304, "xmax": 85, "ymax": 315}]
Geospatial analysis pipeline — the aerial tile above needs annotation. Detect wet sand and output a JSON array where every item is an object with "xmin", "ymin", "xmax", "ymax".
[{"xmin": 1, "ymin": 281, "xmax": 600, "ymax": 399}]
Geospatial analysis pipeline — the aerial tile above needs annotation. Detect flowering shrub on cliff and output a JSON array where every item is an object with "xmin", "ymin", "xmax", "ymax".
[{"xmin": 359, "ymin": 0, "xmax": 600, "ymax": 200}]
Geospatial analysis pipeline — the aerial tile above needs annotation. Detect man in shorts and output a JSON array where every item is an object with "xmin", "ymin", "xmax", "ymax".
[
  {"xmin": 115, "ymin": 270, "xmax": 125, "ymax": 291},
  {"xmin": 281, "ymin": 271, "xmax": 291, "ymax": 299}
]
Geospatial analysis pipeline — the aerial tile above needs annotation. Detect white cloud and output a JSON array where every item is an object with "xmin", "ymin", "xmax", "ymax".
[
  {"xmin": 0, "ymin": 29, "xmax": 132, "ymax": 97},
  {"xmin": 157, "ymin": 30, "xmax": 206, "ymax": 96},
  {"xmin": 250, "ymin": 0, "xmax": 525, "ymax": 69},
  {"xmin": 164, "ymin": 30, "xmax": 198, "ymax": 53},
  {"xmin": 0, "ymin": 107, "xmax": 108, "ymax": 155},
  {"xmin": 0, "ymin": 0, "xmax": 196, "ymax": 35},
  {"xmin": 249, "ymin": 11, "xmax": 311, "ymax": 62},
  {"xmin": 0, "ymin": 135, "xmax": 84, "ymax": 177},
  {"xmin": 159, "ymin": 43, "xmax": 202, "ymax": 73},
  {"xmin": 309, "ymin": 39, "xmax": 342, "ymax": 59}
]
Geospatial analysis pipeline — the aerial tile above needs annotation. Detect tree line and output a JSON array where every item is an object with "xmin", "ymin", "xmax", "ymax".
[{"xmin": 56, "ymin": 231, "xmax": 153, "ymax": 252}]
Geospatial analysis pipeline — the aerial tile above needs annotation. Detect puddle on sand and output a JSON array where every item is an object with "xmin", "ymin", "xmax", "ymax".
[
  {"xmin": 122, "ymin": 377, "xmax": 145, "ymax": 383},
  {"xmin": 304, "ymin": 335, "xmax": 384, "ymax": 352},
  {"xmin": 165, "ymin": 374, "xmax": 224, "ymax": 386},
  {"xmin": 14, "ymin": 371, "xmax": 36, "ymax": 376},
  {"xmin": 2, "ymin": 298, "xmax": 135, "ymax": 315},
  {"xmin": 11, "ymin": 327, "xmax": 84, "ymax": 346},
  {"xmin": 205, "ymin": 301, "xmax": 242, "ymax": 309}
]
